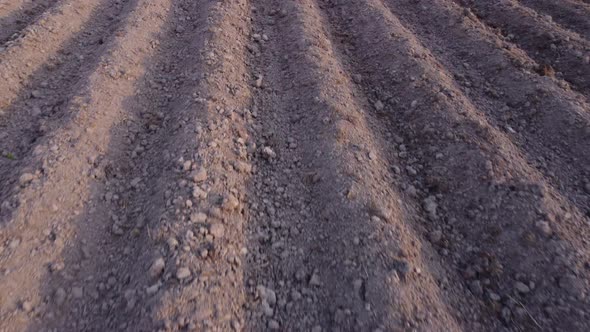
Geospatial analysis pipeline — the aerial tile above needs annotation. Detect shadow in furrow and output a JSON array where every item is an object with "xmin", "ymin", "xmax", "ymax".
[
  {"xmin": 320, "ymin": 0, "xmax": 590, "ymax": 330},
  {"xmin": 0, "ymin": 0, "xmax": 138, "ymax": 225},
  {"xmin": 455, "ymin": 0, "xmax": 590, "ymax": 97},
  {"xmin": 519, "ymin": 0, "xmax": 590, "ymax": 40},
  {"xmin": 244, "ymin": 1, "xmax": 468, "ymax": 330},
  {"xmin": 0, "ymin": 0, "xmax": 60, "ymax": 45},
  {"xmin": 379, "ymin": 0, "xmax": 590, "ymax": 232}
]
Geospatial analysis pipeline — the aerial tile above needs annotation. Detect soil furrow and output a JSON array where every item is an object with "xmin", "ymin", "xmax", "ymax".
[
  {"xmin": 455, "ymin": 0, "xmax": 590, "ymax": 97},
  {"xmin": 519, "ymin": 0, "xmax": 590, "ymax": 40},
  {"xmin": 244, "ymin": 0, "xmax": 478, "ymax": 330},
  {"xmin": 28, "ymin": 0, "xmax": 256, "ymax": 330},
  {"xmin": 0, "ymin": 0, "xmax": 59, "ymax": 45},
  {"xmin": 0, "ymin": 0, "xmax": 137, "ymax": 224},
  {"xmin": 319, "ymin": 0, "xmax": 590, "ymax": 330},
  {"xmin": 0, "ymin": 0, "xmax": 105, "ymax": 110},
  {"xmin": 142, "ymin": 0, "xmax": 255, "ymax": 330},
  {"xmin": 0, "ymin": 0, "xmax": 174, "ymax": 329},
  {"xmin": 376, "ymin": 0, "xmax": 590, "ymax": 249}
]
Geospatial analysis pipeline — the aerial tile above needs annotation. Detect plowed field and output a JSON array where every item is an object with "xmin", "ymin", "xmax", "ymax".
[{"xmin": 0, "ymin": 0, "xmax": 589, "ymax": 331}]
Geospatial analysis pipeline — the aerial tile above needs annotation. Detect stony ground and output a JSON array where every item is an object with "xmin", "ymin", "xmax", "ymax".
[{"xmin": 0, "ymin": 0, "xmax": 589, "ymax": 331}]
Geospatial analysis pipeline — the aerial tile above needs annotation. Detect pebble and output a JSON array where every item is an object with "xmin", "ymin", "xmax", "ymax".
[
  {"xmin": 469, "ymin": 280, "xmax": 483, "ymax": 296},
  {"xmin": 192, "ymin": 168, "xmax": 207, "ymax": 182},
  {"xmin": 268, "ymin": 320, "xmax": 280, "ymax": 330},
  {"xmin": 149, "ymin": 257, "xmax": 165, "ymax": 278},
  {"xmin": 309, "ymin": 273, "xmax": 321, "ymax": 286},
  {"xmin": 261, "ymin": 146, "xmax": 276, "ymax": 159},
  {"xmin": 428, "ymin": 230, "xmax": 442, "ymax": 244},
  {"xmin": 535, "ymin": 221, "xmax": 552, "ymax": 237},
  {"xmin": 21, "ymin": 300, "xmax": 33, "ymax": 313},
  {"xmin": 111, "ymin": 224, "xmax": 124, "ymax": 236},
  {"xmin": 190, "ymin": 212, "xmax": 207, "ymax": 223},
  {"xmin": 221, "ymin": 194, "xmax": 239, "ymax": 211},
  {"xmin": 257, "ymin": 285, "xmax": 277, "ymax": 306},
  {"xmin": 209, "ymin": 223, "xmax": 226, "ymax": 238},
  {"xmin": 167, "ymin": 237, "xmax": 179, "ymax": 250},
  {"xmin": 488, "ymin": 291, "xmax": 501, "ymax": 302},
  {"xmin": 584, "ymin": 182, "xmax": 590, "ymax": 194},
  {"xmin": 8, "ymin": 238, "xmax": 20, "ymax": 250},
  {"xmin": 49, "ymin": 261, "xmax": 65, "ymax": 273},
  {"xmin": 19, "ymin": 173, "xmax": 35, "ymax": 185},
  {"xmin": 54, "ymin": 287, "xmax": 66, "ymax": 305},
  {"xmin": 255, "ymin": 75, "xmax": 263, "ymax": 88},
  {"xmin": 146, "ymin": 284, "xmax": 159, "ymax": 296},
  {"xmin": 374, "ymin": 100, "xmax": 384, "ymax": 111},
  {"xmin": 176, "ymin": 267, "xmax": 191, "ymax": 280},
  {"xmin": 515, "ymin": 281, "xmax": 530, "ymax": 294},
  {"xmin": 182, "ymin": 160, "xmax": 192, "ymax": 171},
  {"xmin": 72, "ymin": 286, "xmax": 84, "ymax": 299},
  {"xmin": 423, "ymin": 196, "xmax": 438, "ymax": 219}
]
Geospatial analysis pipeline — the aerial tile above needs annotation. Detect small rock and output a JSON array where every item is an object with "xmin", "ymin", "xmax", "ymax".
[
  {"xmin": 149, "ymin": 257, "xmax": 165, "ymax": 278},
  {"xmin": 405, "ymin": 166, "xmax": 417, "ymax": 176},
  {"xmin": 176, "ymin": 267, "xmax": 191, "ymax": 280},
  {"xmin": 146, "ymin": 284, "xmax": 159, "ymax": 296},
  {"xmin": 469, "ymin": 280, "xmax": 483, "ymax": 296},
  {"xmin": 488, "ymin": 291, "xmax": 501, "ymax": 302},
  {"xmin": 190, "ymin": 212, "xmax": 207, "ymax": 223},
  {"xmin": 268, "ymin": 320, "xmax": 280, "ymax": 330},
  {"xmin": 428, "ymin": 230, "xmax": 442, "ymax": 244},
  {"xmin": 19, "ymin": 173, "xmax": 35, "ymax": 185},
  {"xmin": 255, "ymin": 75, "xmax": 263, "ymax": 88},
  {"xmin": 261, "ymin": 301, "xmax": 274, "ymax": 316},
  {"xmin": 209, "ymin": 223, "xmax": 225, "ymax": 238},
  {"xmin": 221, "ymin": 194, "xmax": 239, "ymax": 211},
  {"xmin": 111, "ymin": 224, "xmax": 124, "ymax": 236},
  {"xmin": 49, "ymin": 262, "xmax": 65, "ymax": 273},
  {"xmin": 515, "ymin": 281, "xmax": 530, "ymax": 294},
  {"xmin": 374, "ymin": 100, "xmax": 384, "ymax": 111},
  {"xmin": 584, "ymin": 182, "xmax": 590, "ymax": 194},
  {"xmin": 167, "ymin": 237, "xmax": 179, "ymax": 250},
  {"xmin": 191, "ymin": 168, "xmax": 207, "ymax": 182},
  {"xmin": 261, "ymin": 146, "xmax": 276, "ymax": 160},
  {"xmin": 309, "ymin": 273, "xmax": 321, "ymax": 286},
  {"xmin": 72, "ymin": 286, "xmax": 83, "ymax": 299},
  {"xmin": 8, "ymin": 238, "xmax": 20, "ymax": 250},
  {"xmin": 423, "ymin": 196, "xmax": 438, "ymax": 219},
  {"xmin": 21, "ymin": 300, "xmax": 33, "ymax": 313},
  {"xmin": 353, "ymin": 279, "xmax": 363, "ymax": 294},
  {"xmin": 535, "ymin": 221, "xmax": 552, "ymax": 237},
  {"xmin": 182, "ymin": 160, "xmax": 192, "ymax": 171},
  {"xmin": 257, "ymin": 285, "xmax": 277, "ymax": 306},
  {"xmin": 501, "ymin": 307, "xmax": 512, "ymax": 323},
  {"xmin": 54, "ymin": 288, "xmax": 66, "ymax": 305}
]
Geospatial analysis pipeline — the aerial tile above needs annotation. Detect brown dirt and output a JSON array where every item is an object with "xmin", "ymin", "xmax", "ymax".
[{"xmin": 0, "ymin": 0, "xmax": 589, "ymax": 331}]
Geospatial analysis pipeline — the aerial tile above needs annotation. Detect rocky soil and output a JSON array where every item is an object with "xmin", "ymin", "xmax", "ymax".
[{"xmin": 0, "ymin": 0, "xmax": 589, "ymax": 331}]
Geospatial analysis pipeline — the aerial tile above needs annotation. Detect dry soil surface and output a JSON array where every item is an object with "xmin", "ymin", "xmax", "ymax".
[{"xmin": 0, "ymin": 0, "xmax": 589, "ymax": 331}]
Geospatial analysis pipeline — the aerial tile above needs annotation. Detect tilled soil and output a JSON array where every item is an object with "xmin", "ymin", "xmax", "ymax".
[{"xmin": 0, "ymin": 0, "xmax": 589, "ymax": 331}]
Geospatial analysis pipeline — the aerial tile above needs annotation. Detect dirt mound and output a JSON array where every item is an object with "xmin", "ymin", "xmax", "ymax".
[{"xmin": 0, "ymin": 0, "xmax": 589, "ymax": 331}]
